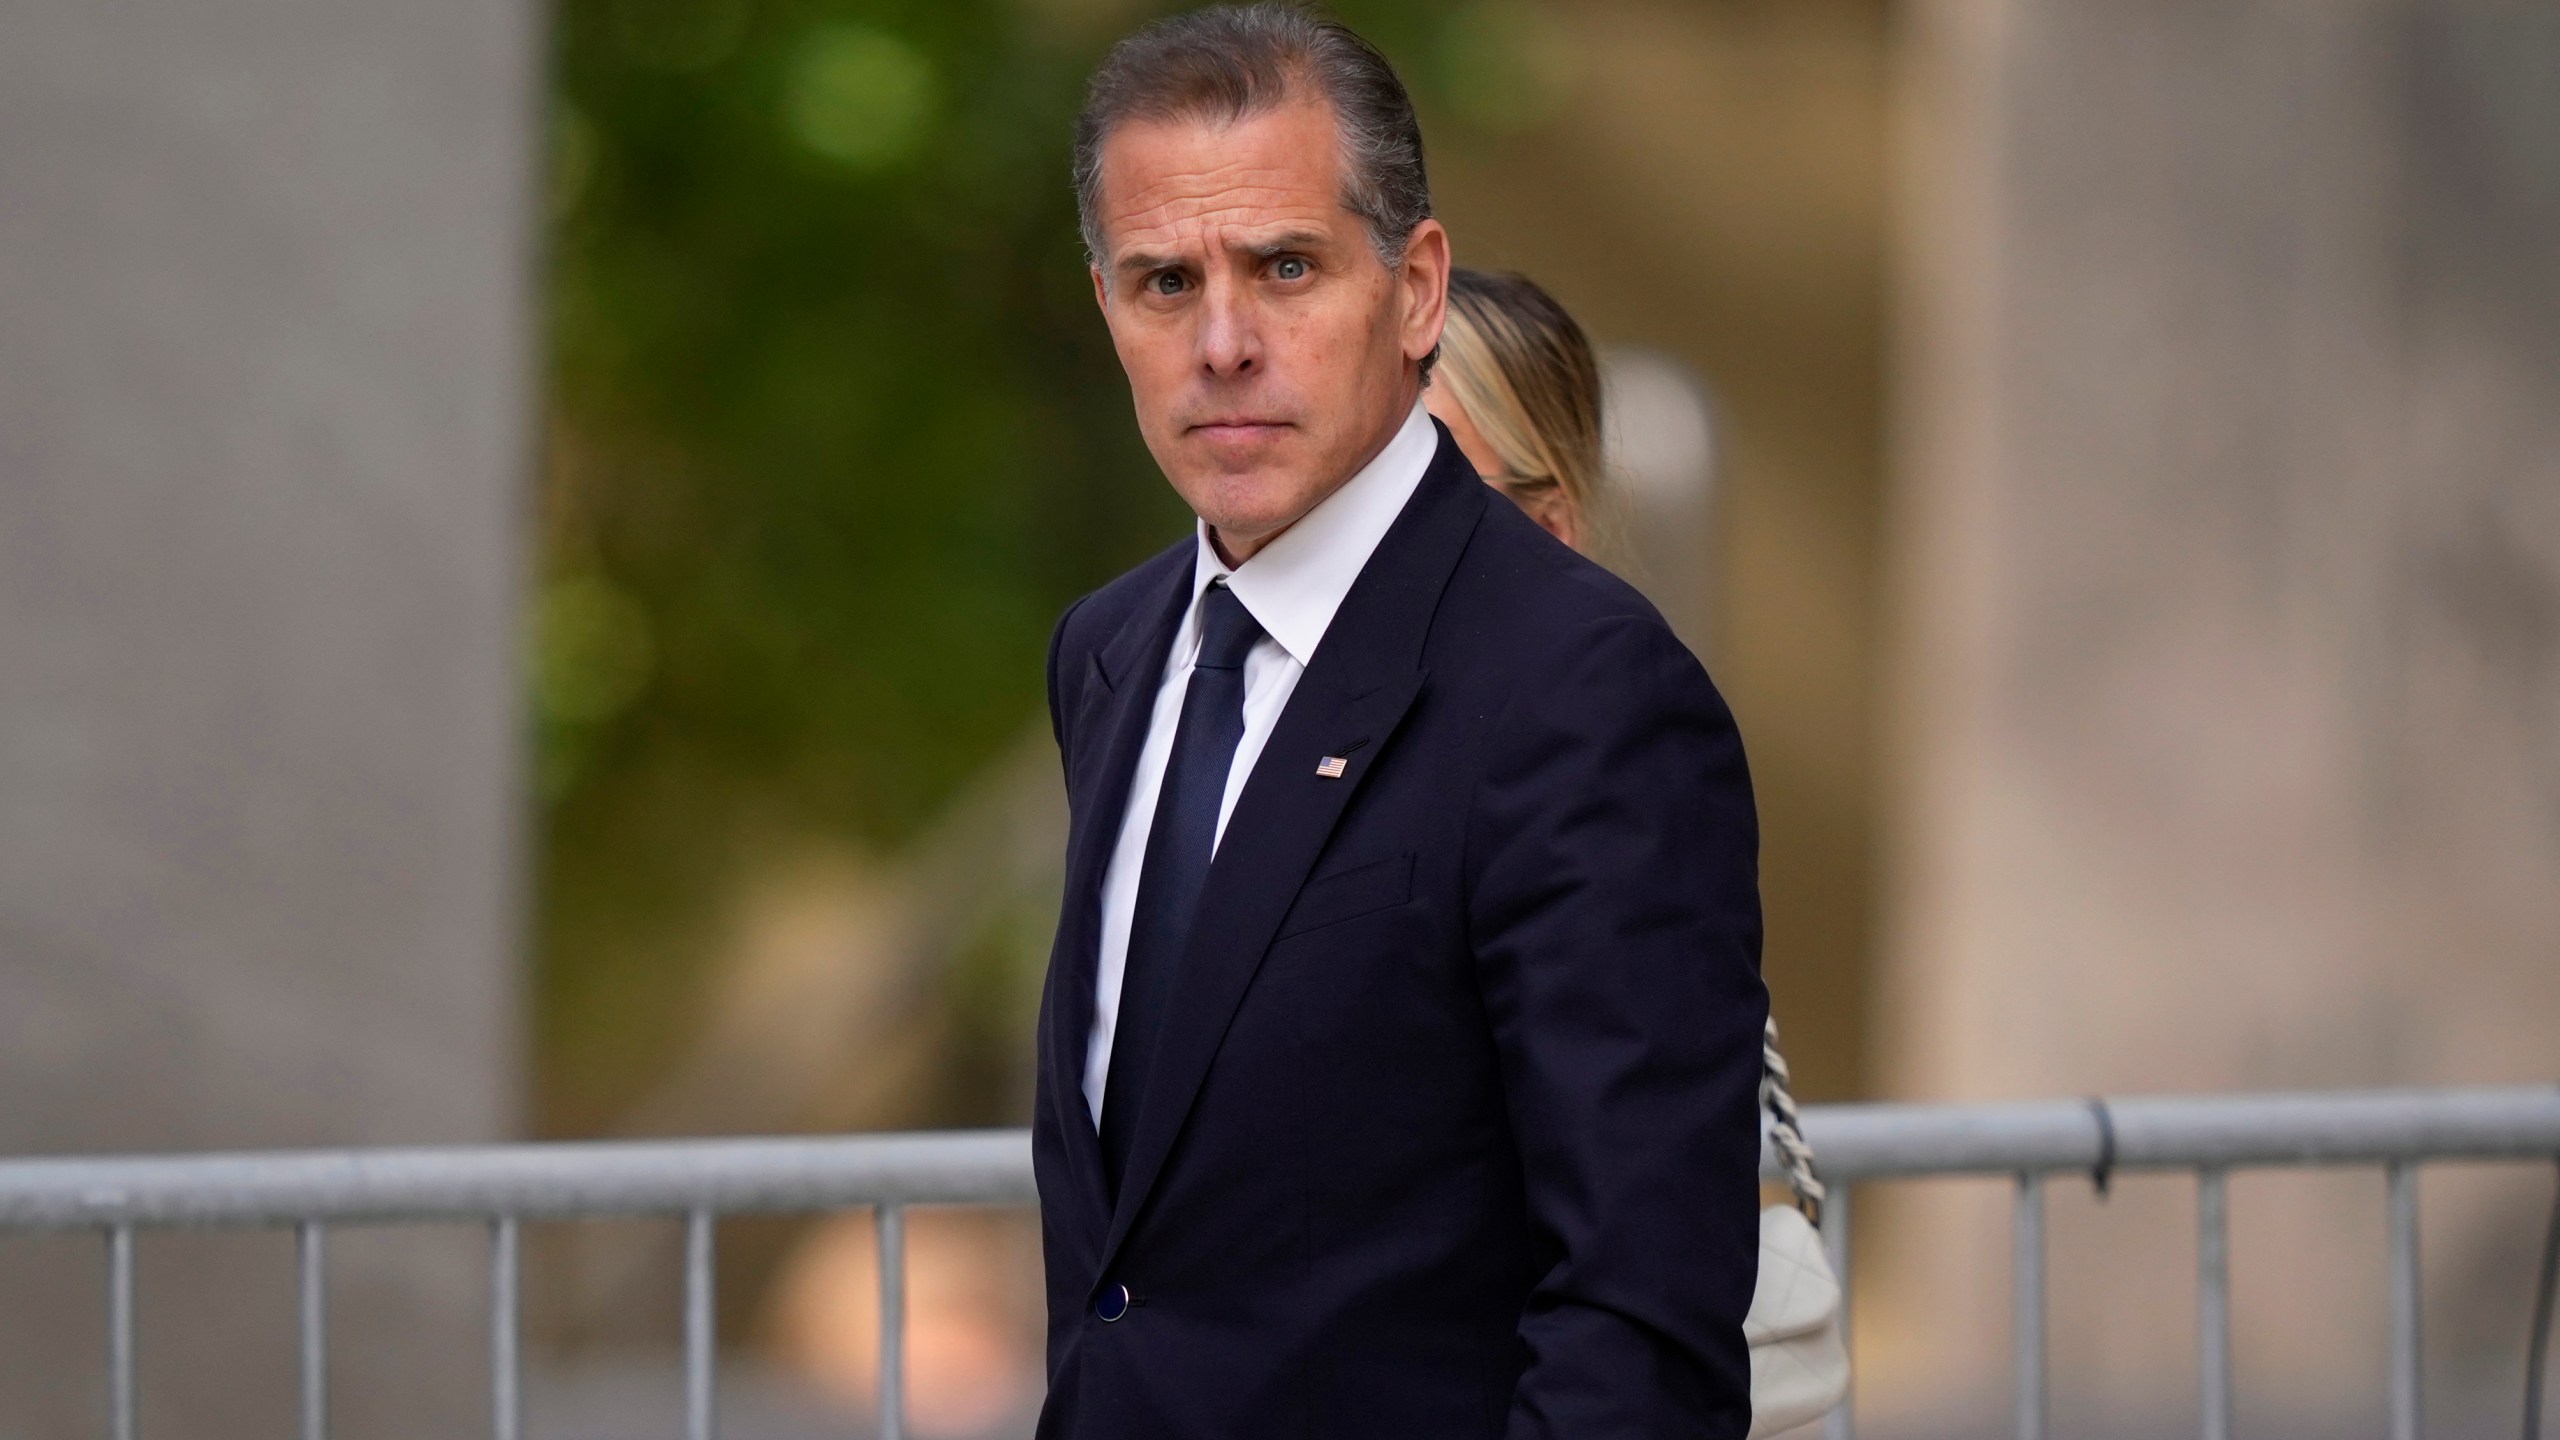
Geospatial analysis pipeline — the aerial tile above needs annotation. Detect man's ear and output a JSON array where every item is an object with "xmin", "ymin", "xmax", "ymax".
[
  {"xmin": 1091, "ymin": 265, "xmax": 1109, "ymax": 314},
  {"xmin": 1399, "ymin": 219, "xmax": 1451, "ymax": 364}
]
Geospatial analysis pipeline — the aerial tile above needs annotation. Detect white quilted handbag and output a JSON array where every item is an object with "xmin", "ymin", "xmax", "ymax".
[{"xmin": 1745, "ymin": 1017, "xmax": 1850, "ymax": 1438}]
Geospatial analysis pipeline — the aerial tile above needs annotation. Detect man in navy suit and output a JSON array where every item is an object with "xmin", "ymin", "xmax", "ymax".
[{"xmin": 1033, "ymin": 7, "xmax": 1768, "ymax": 1437}]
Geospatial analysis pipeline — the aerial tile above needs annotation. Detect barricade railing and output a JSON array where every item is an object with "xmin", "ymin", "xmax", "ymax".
[
  {"xmin": 1799, "ymin": 1085, "xmax": 2560, "ymax": 1440},
  {"xmin": 1, "ymin": 1085, "xmax": 2552, "ymax": 1440}
]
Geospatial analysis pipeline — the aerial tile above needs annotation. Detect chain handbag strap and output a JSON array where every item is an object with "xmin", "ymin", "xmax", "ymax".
[{"xmin": 1761, "ymin": 1015, "xmax": 1827, "ymax": 1224}]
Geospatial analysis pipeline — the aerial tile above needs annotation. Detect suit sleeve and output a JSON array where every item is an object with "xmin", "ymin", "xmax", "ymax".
[{"xmin": 1466, "ymin": 611, "xmax": 1768, "ymax": 1440}]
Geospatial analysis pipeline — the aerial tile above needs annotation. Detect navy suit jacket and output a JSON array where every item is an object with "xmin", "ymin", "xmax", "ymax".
[{"xmin": 1033, "ymin": 424, "xmax": 1768, "ymax": 1440}]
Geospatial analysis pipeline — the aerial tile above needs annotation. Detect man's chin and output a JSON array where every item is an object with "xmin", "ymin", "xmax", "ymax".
[
  {"xmin": 1178, "ymin": 426, "xmax": 1299, "ymax": 478},
  {"xmin": 1178, "ymin": 474, "xmax": 1319, "ymax": 554}
]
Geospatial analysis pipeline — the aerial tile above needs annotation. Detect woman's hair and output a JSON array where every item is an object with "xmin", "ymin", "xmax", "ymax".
[{"xmin": 1436, "ymin": 267, "xmax": 1606, "ymax": 541}]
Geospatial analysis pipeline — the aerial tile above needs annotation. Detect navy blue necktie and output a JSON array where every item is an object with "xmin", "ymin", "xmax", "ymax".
[{"xmin": 1100, "ymin": 581, "xmax": 1263, "ymax": 1193}]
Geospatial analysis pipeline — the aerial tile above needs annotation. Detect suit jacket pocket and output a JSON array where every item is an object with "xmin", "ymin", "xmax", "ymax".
[{"xmin": 1275, "ymin": 852, "xmax": 1414, "ymax": 940}]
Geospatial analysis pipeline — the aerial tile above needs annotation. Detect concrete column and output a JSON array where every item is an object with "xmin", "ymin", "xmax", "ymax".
[
  {"xmin": 0, "ymin": 0, "xmax": 537, "ymax": 1430},
  {"xmin": 1879, "ymin": 0, "xmax": 2560, "ymax": 1424}
]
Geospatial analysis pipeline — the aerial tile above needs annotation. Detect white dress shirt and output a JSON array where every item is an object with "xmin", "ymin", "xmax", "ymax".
[{"xmin": 1083, "ymin": 399, "xmax": 1438, "ymax": 1125}]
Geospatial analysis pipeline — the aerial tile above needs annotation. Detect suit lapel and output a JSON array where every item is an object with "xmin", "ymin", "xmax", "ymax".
[
  {"xmin": 1045, "ymin": 552, "xmax": 1191, "ymax": 1223},
  {"xmin": 1098, "ymin": 430, "xmax": 1490, "ymax": 1268}
]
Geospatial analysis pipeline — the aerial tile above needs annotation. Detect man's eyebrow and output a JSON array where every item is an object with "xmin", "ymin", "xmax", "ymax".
[
  {"xmin": 1113, "ymin": 249, "xmax": 1179, "ymax": 277},
  {"xmin": 1111, "ymin": 230, "xmax": 1334, "ymax": 276},
  {"xmin": 1241, "ymin": 230, "xmax": 1329, "ymax": 259}
]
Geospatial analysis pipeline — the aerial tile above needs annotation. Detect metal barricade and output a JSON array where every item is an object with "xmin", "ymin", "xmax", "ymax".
[
  {"xmin": 1, "ymin": 1086, "xmax": 2552, "ymax": 1438},
  {"xmin": 1803, "ymin": 1086, "xmax": 2560, "ymax": 1440},
  {"xmin": 0, "ymin": 1131, "xmax": 1033, "ymax": 1440}
]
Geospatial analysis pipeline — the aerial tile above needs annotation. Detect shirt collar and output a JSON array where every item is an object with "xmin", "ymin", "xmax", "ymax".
[{"xmin": 1188, "ymin": 398, "xmax": 1436, "ymax": 668}]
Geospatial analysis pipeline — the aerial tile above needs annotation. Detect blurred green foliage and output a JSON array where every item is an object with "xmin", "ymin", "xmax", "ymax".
[{"xmin": 538, "ymin": 0, "xmax": 1490, "ymax": 1134}]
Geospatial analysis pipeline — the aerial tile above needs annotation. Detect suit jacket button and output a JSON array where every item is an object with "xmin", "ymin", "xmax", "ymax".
[{"xmin": 1094, "ymin": 1283, "xmax": 1131, "ymax": 1322}]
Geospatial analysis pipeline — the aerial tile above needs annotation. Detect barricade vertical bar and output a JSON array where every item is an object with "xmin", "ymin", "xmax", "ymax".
[
  {"xmin": 108, "ymin": 1224, "xmax": 136, "ymax": 1440},
  {"xmin": 1822, "ymin": 1185, "xmax": 1854, "ymax": 1440},
  {"xmin": 880, "ymin": 1204, "xmax": 908, "ymax": 1440},
  {"xmin": 298, "ymin": 1222, "xmax": 327, "ymax": 1440},
  {"xmin": 2013, "ymin": 1173, "xmax": 2046, "ymax": 1440},
  {"xmin": 490, "ymin": 1217, "xmax": 520, "ymax": 1440},
  {"xmin": 2197, "ymin": 1169, "xmax": 2232, "ymax": 1440},
  {"xmin": 2388, "ymin": 1162, "xmax": 2421, "ymax": 1440},
  {"xmin": 685, "ymin": 1209, "xmax": 716, "ymax": 1440}
]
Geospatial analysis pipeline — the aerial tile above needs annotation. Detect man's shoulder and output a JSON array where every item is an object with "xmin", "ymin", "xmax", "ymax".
[
  {"xmin": 1442, "ymin": 495, "xmax": 1692, "ymax": 672},
  {"xmin": 1054, "ymin": 534, "xmax": 1192, "ymax": 663}
]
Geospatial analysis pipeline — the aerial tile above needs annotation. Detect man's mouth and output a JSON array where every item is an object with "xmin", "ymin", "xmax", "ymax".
[{"xmin": 1188, "ymin": 418, "xmax": 1291, "ymax": 442}]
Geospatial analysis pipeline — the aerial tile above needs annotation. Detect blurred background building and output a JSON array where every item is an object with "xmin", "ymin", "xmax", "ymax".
[
  {"xmin": 1880, "ymin": 6, "xmax": 2560, "ymax": 1433},
  {"xmin": 1, "ymin": 0, "xmax": 2552, "ymax": 1435}
]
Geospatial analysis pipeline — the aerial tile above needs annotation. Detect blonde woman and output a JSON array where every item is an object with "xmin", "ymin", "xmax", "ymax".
[{"xmin": 1425, "ymin": 267, "xmax": 1606, "ymax": 550}]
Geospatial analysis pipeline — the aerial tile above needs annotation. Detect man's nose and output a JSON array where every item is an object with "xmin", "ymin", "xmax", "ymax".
[{"xmin": 1195, "ymin": 277, "xmax": 1260, "ymax": 378}]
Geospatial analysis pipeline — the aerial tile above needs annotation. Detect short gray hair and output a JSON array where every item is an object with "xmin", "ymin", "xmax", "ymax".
[{"xmin": 1072, "ymin": 3, "xmax": 1432, "ymax": 273}]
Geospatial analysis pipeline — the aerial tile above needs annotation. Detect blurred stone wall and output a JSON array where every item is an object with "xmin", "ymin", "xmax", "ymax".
[
  {"xmin": 0, "ymin": 0, "xmax": 537, "ymax": 1432},
  {"xmin": 1880, "ymin": 1, "xmax": 2560, "ymax": 1430}
]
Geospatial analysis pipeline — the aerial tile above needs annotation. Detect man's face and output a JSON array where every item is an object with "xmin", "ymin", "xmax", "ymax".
[{"xmin": 1091, "ymin": 96, "xmax": 1448, "ymax": 562}]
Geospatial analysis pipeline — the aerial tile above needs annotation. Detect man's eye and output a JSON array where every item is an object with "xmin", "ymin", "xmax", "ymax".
[
  {"xmin": 1149, "ymin": 271, "xmax": 1187, "ymax": 296},
  {"xmin": 1272, "ymin": 257, "xmax": 1309, "ymax": 281}
]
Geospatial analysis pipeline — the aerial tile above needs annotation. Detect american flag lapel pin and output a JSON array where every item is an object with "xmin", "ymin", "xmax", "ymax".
[{"xmin": 1314, "ymin": 755, "xmax": 1349, "ymax": 780}]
